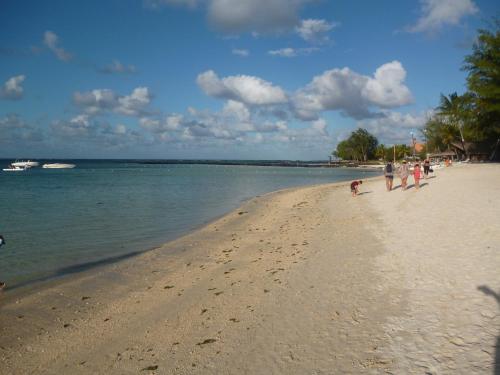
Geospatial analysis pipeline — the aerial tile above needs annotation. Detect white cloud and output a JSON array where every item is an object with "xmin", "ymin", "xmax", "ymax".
[
  {"xmin": 144, "ymin": 0, "xmax": 199, "ymax": 9},
  {"xmin": 207, "ymin": 0, "xmax": 307, "ymax": 33},
  {"xmin": 73, "ymin": 87, "xmax": 152, "ymax": 117},
  {"xmin": 0, "ymin": 113, "xmax": 43, "ymax": 143},
  {"xmin": 356, "ymin": 111, "xmax": 429, "ymax": 144},
  {"xmin": 292, "ymin": 61, "xmax": 413, "ymax": 120},
  {"xmin": 117, "ymin": 87, "xmax": 152, "ymax": 116},
  {"xmin": 146, "ymin": 0, "xmax": 318, "ymax": 35},
  {"xmin": 296, "ymin": 19, "xmax": 337, "ymax": 44},
  {"xmin": 43, "ymin": 31, "xmax": 72, "ymax": 61},
  {"xmin": 406, "ymin": 0, "xmax": 478, "ymax": 33},
  {"xmin": 197, "ymin": 70, "xmax": 288, "ymax": 106},
  {"xmin": 52, "ymin": 114, "xmax": 93, "ymax": 137},
  {"xmin": 232, "ymin": 48, "xmax": 249, "ymax": 57},
  {"xmin": 0, "ymin": 75, "xmax": 25, "ymax": 100},
  {"xmin": 222, "ymin": 100, "xmax": 251, "ymax": 122},
  {"xmin": 114, "ymin": 124, "xmax": 128, "ymax": 135},
  {"xmin": 139, "ymin": 114, "xmax": 184, "ymax": 133},
  {"xmin": 51, "ymin": 115, "xmax": 144, "ymax": 148},
  {"xmin": 362, "ymin": 61, "xmax": 413, "ymax": 108},
  {"xmin": 99, "ymin": 60, "xmax": 137, "ymax": 74},
  {"xmin": 268, "ymin": 47, "xmax": 318, "ymax": 57}
]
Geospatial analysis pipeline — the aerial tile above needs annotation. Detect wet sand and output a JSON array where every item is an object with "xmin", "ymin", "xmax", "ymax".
[{"xmin": 0, "ymin": 164, "xmax": 498, "ymax": 374}]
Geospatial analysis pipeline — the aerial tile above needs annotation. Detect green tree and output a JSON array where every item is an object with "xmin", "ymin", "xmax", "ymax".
[
  {"xmin": 350, "ymin": 128, "xmax": 378, "ymax": 162},
  {"xmin": 437, "ymin": 92, "xmax": 471, "ymax": 158},
  {"xmin": 463, "ymin": 19, "xmax": 500, "ymax": 144},
  {"xmin": 333, "ymin": 128, "xmax": 378, "ymax": 161},
  {"xmin": 394, "ymin": 144, "xmax": 411, "ymax": 160},
  {"xmin": 464, "ymin": 19, "xmax": 500, "ymax": 115},
  {"xmin": 423, "ymin": 116, "xmax": 460, "ymax": 153},
  {"xmin": 375, "ymin": 144, "xmax": 387, "ymax": 160}
]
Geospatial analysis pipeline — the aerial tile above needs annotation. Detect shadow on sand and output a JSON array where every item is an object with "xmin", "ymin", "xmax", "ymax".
[
  {"xmin": 357, "ymin": 191, "xmax": 373, "ymax": 195},
  {"xmin": 4, "ymin": 249, "xmax": 145, "ymax": 292},
  {"xmin": 477, "ymin": 285, "xmax": 500, "ymax": 375}
]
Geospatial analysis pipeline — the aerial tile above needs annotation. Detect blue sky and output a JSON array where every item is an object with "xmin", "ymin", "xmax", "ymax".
[{"xmin": 1, "ymin": 0, "xmax": 498, "ymax": 159}]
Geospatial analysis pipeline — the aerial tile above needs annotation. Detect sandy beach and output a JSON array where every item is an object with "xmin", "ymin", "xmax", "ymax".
[{"xmin": 0, "ymin": 163, "xmax": 499, "ymax": 374}]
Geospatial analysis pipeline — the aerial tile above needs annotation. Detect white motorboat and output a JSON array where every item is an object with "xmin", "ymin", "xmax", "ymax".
[
  {"xmin": 42, "ymin": 163, "xmax": 76, "ymax": 169},
  {"xmin": 3, "ymin": 165, "xmax": 27, "ymax": 172},
  {"xmin": 11, "ymin": 160, "xmax": 39, "ymax": 168}
]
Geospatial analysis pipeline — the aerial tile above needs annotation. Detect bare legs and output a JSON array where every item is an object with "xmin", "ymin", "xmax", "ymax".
[
  {"xmin": 401, "ymin": 176, "xmax": 408, "ymax": 190},
  {"xmin": 385, "ymin": 177, "xmax": 393, "ymax": 191}
]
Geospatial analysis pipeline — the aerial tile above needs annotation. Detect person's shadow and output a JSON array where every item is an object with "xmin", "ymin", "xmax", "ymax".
[{"xmin": 477, "ymin": 285, "xmax": 500, "ymax": 374}]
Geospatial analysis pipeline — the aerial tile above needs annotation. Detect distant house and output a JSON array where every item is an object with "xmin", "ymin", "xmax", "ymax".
[
  {"xmin": 428, "ymin": 150, "xmax": 458, "ymax": 161},
  {"xmin": 450, "ymin": 141, "xmax": 492, "ymax": 161},
  {"xmin": 414, "ymin": 143, "xmax": 425, "ymax": 153}
]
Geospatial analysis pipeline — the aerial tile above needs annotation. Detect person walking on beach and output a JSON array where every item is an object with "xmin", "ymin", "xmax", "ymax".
[
  {"xmin": 398, "ymin": 160, "xmax": 409, "ymax": 190},
  {"xmin": 350, "ymin": 180, "xmax": 362, "ymax": 197},
  {"xmin": 0, "ymin": 235, "xmax": 5, "ymax": 290},
  {"xmin": 423, "ymin": 158, "xmax": 430, "ymax": 179},
  {"xmin": 413, "ymin": 162, "xmax": 422, "ymax": 190},
  {"xmin": 384, "ymin": 162, "xmax": 394, "ymax": 191}
]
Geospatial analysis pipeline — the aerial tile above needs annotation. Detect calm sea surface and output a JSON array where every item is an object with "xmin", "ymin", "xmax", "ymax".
[{"xmin": 0, "ymin": 161, "xmax": 380, "ymax": 288}]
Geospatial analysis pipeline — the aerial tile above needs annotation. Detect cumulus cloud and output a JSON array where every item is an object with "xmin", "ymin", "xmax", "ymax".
[
  {"xmin": 356, "ymin": 111, "xmax": 429, "ymax": 144},
  {"xmin": 406, "ymin": 0, "xmax": 478, "ymax": 33},
  {"xmin": 0, "ymin": 113, "xmax": 43, "ymax": 143},
  {"xmin": 144, "ymin": 0, "xmax": 199, "ymax": 9},
  {"xmin": 43, "ymin": 31, "xmax": 73, "ymax": 61},
  {"xmin": 295, "ymin": 19, "xmax": 337, "ymax": 44},
  {"xmin": 139, "ymin": 114, "xmax": 184, "ymax": 133},
  {"xmin": 51, "ymin": 114, "xmax": 144, "ymax": 148},
  {"xmin": 197, "ymin": 70, "xmax": 287, "ymax": 106},
  {"xmin": 98, "ymin": 60, "xmax": 137, "ymax": 74},
  {"xmin": 207, "ymin": 0, "xmax": 308, "ymax": 33},
  {"xmin": 232, "ymin": 49, "xmax": 249, "ymax": 57},
  {"xmin": 292, "ymin": 61, "xmax": 413, "ymax": 120},
  {"xmin": 362, "ymin": 61, "xmax": 413, "ymax": 107},
  {"xmin": 268, "ymin": 47, "xmax": 318, "ymax": 57},
  {"xmin": 0, "ymin": 75, "xmax": 25, "ymax": 100},
  {"xmin": 51, "ymin": 114, "xmax": 93, "ymax": 137},
  {"xmin": 73, "ymin": 87, "xmax": 152, "ymax": 117},
  {"xmin": 146, "ymin": 0, "xmax": 318, "ymax": 35}
]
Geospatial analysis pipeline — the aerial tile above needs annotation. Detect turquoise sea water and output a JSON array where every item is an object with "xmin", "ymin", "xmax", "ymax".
[{"xmin": 0, "ymin": 161, "xmax": 380, "ymax": 288}]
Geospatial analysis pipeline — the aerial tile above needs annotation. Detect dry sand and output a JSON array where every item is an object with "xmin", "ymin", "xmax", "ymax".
[{"xmin": 0, "ymin": 163, "xmax": 498, "ymax": 374}]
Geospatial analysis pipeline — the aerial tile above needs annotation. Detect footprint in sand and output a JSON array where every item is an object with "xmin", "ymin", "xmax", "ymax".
[{"xmin": 196, "ymin": 338, "xmax": 217, "ymax": 346}]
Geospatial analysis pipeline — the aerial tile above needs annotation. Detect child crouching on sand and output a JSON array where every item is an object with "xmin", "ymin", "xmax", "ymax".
[
  {"xmin": 350, "ymin": 180, "xmax": 362, "ymax": 196},
  {"xmin": 413, "ymin": 163, "xmax": 421, "ymax": 190}
]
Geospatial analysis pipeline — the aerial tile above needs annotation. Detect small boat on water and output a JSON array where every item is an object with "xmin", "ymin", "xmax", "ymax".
[
  {"xmin": 42, "ymin": 163, "xmax": 76, "ymax": 169},
  {"xmin": 3, "ymin": 165, "xmax": 27, "ymax": 172},
  {"xmin": 11, "ymin": 160, "xmax": 39, "ymax": 168}
]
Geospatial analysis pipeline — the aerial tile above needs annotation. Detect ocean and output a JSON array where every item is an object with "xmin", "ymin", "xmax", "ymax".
[{"xmin": 0, "ymin": 160, "xmax": 380, "ymax": 288}]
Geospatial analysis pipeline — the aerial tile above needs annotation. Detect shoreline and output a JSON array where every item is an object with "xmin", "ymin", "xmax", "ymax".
[
  {"xmin": 1, "ymin": 175, "xmax": 382, "ymax": 301},
  {"xmin": 0, "ymin": 165, "xmax": 498, "ymax": 374}
]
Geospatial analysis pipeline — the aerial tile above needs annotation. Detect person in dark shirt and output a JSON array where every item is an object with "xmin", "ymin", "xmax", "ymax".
[
  {"xmin": 0, "ymin": 235, "xmax": 5, "ymax": 290},
  {"xmin": 384, "ymin": 162, "xmax": 394, "ymax": 191},
  {"xmin": 350, "ymin": 180, "xmax": 362, "ymax": 197},
  {"xmin": 423, "ymin": 159, "xmax": 430, "ymax": 179}
]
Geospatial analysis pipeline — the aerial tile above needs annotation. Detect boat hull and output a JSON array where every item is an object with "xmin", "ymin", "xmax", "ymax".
[{"xmin": 42, "ymin": 163, "xmax": 76, "ymax": 169}]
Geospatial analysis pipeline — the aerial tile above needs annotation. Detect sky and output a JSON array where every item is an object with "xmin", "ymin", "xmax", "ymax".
[{"xmin": 1, "ymin": 0, "xmax": 498, "ymax": 160}]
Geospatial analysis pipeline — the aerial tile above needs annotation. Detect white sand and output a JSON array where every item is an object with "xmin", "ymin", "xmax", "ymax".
[{"xmin": 0, "ymin": 163, "xmax": 498, "ymax": 374}]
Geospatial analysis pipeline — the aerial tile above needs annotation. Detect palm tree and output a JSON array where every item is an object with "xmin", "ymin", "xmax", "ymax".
[{"xmin": 437, "ymin": 93, "xmax": 472, "ymax": 159}]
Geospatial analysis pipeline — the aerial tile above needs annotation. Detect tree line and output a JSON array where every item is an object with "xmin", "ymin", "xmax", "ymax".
[
  {"xmin": 334, "ymin": 18, "xmax": 499, "ymax": 162},
  {"xmin": 424, "ymin": 18, "xmax": 500, "ymax": 159},
  {"xmin": 332, "ymin": 128, "xmax": 414, "ymax": 162}
]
